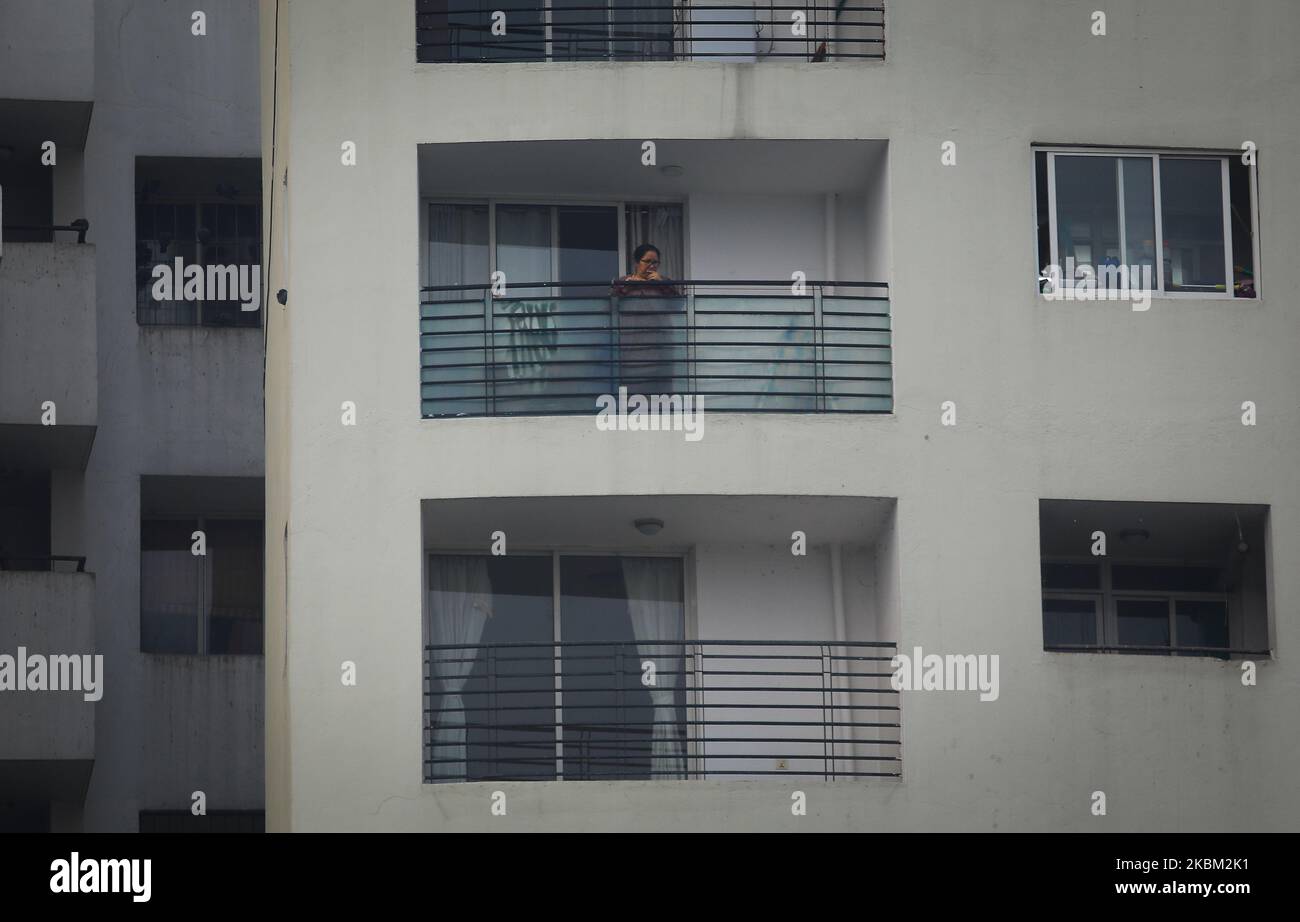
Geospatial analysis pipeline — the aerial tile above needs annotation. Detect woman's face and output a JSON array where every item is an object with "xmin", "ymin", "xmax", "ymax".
[{"xmin": 635, "ymin": 251, "xmax": 660, "ymax": 277}]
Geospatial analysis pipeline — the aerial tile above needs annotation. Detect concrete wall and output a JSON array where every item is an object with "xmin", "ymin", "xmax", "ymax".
[
  {"xmin": 76, "ymin": 0, "xmax": 264, "ymax": 832},
  {"xmin": 0, "ymin": 243, "xmax": 97, "ymax": 430},
  {"xmin": 266, "ymin": 0, "xmax": 1300, "ymax": 830},
  {"xmin": 0, "ymin": 0, "xmax": 95, "ymax": 102},
  {"xmin": 0, "ymin": 571, "xmax": 96, "ymax": 764}
]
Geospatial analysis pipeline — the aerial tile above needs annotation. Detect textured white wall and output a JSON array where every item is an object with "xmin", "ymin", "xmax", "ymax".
[{"xmin": 266, "ymin": 0, "xmax": 1300, "ymax": 830}]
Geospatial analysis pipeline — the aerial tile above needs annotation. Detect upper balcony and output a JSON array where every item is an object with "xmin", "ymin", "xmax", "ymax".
[
  {"xmin": 0, "ymin": 237, "xmax": 96, "ymax": 470},
  {"xmin": 418, "ymin": 138, "xmax": 892, "ymax": 418},
  {"xmin": 0, "ymin": 0, "xmax": 95, "ymax": 102},
  {"xmin": 416, "ymin": 0, "xmax": 885, "ymax": 63}
]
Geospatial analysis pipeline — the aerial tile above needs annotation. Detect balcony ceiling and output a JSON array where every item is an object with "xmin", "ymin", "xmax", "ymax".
[
  {"xmin": 0, "ymin": 98, "xmax": 93, "ymax": 157},
  {"xmin": 1039, "ymin": 499, "xmax": 1267, "ymax": 561},
  {"xmin": 419, "ymin": 139, "xmax": 886, "ymax": 198},
  {"xmin": 423, "ymin": 494, "xmax": 894, "ymax": 549}
]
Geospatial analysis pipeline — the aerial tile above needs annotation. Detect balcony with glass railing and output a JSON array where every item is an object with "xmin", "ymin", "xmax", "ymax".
[
  {"xmin": 421, "ymin": 279, "xmax": 891, "ymax": 416},
  {"xmin": 416, "ymin": 0, "xmax": 886, "ymax": 63}
]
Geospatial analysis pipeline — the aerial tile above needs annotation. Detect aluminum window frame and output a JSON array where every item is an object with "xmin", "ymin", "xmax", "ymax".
[
  {"xmin": 1034, "ymin": 145, "xmax": 1259, "ymax": 301},
  {"xmin": 1041, "ymin": 556, "xmax": 1232, "ymax": 655},
  {"xmin": 423, "ymin": 546, "xmax": 691, "ymax": 780}
]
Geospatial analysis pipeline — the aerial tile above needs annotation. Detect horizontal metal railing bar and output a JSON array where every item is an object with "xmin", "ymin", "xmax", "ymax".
[
  {"xmin": 426, "ymin": 639, "xmax": 896, "ymax": 649},
  {"xmin": 0, "ymin": 555, "xmax": 88, "ymax": 572},
  {"xmin": 418, "ymin": 4, "xmax": 883, "ymax": 14},
  {"xmin": 429, "ymin": 730, "xmax": 899, "ymax": 741},
  {"xmin": 430, "ymin": 683, "xmax": 895, "ymax": 696},
  {"xmin": 426, "ymin": 717, "xmax": 901, "ymax": 730},
  {"xmin": 428, "ymin": 702, "xmax": 897, "ymax": 714},
  {"xmin": 431, "ymin": 764, "xmax": 899, "ymax": 775},
  {"xmin": 2, "ymin": 220, "xmax": 90, "ymax": 243},
  {"xmin": 420, "ymin": 279, "xmax": 889, "ymax": 292},
  {"xmin": 424, "ymin": 54, "xmax": 886, "ymax": 61},
  {"xmin": 428, "ymin": 754, "xmax": 900, "ymax": 767}
]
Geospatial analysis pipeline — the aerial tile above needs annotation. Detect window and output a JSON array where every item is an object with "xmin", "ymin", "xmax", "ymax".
[
  {"xmin": 1039, "ymin": 500, "xmax": 1270, "ymax": 658},
  {"xmin": 135, "ymin": 157, "xmax": 262, "ymax": 326},
  {"xmin": 1034, "ymin": 148, "xmax": 1257, "ymax": 298},
  {"xmin": 139, "ymin": 810, "xmax": 264, "ymax": 833},
  {"xmin": 424, "ymin": 552, "xmax": 686, "ymax": 782},
  {"xmin": 140, "ymin": 517, "xmax": 264, "ymax": 654},
  {"xmin": 1042, "ymin": 560, "xmax": 1232, "ymax": 657},
  {"xmin": 426, "ymin": 199, "xmax": 684, "ymax": 291}
]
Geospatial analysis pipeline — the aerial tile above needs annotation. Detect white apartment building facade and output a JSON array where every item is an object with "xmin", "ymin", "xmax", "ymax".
[
  {"xmin": 258, "ymin": 0, "xmax": 1300, "ymax": 831},
  {"xmin": 1, "ymin": 0, "xmax": 264, "ymax": 832}
]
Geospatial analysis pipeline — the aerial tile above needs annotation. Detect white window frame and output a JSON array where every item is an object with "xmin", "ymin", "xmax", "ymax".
[
  {"xmin": 1034, "ymin": 146, "xmax": 1260, "ymax": 301},
  {"xmin": 424, "ymin": 547, "xmax": 693, "ymax": 780}
]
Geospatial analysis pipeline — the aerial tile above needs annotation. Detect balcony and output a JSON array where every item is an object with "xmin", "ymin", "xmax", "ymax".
[
  {"xmin": 416, "ymin": 0, "xmax": 886, "ymax": 63},
  {"xmin": 0, "ymin": 567, "xmax": 96, "ymax": 806},
  {"xmin": 425, "ymin": 639, "xmax": 899, "ymax": 781},
  {"xmin": 421, "ymin": 279, "xmax": 891, "ymax": 416},
  {"xmin": 422, "ymin": 494, "xmax": 903, "ymax": 784},
  {"xmin": 0, "ymin": 240, "xmax": 97, "ymax": 470},
  {"xmin": 0, "ymin": 1, "xmax": 95, "ymax": 102}
]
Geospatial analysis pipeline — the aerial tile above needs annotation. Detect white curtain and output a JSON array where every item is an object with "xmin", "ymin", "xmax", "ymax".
[
  {"xmin": 427, "ymin": 555, "xmax": 494, "ymax": 780},
  {"xmin": 427, "ymin": 203, "xmax": 489, "ymax": 289},
  {"xmin": 621, "ymin": 557, "xmax": 686, "ymax": 778},
  {"xmin": 624, "ymin": 204, "xmax": 685, "ymax": 280}
]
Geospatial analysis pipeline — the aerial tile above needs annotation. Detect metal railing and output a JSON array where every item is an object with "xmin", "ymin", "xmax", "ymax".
[
  {"xmin": 424, "ymin": 639, "xmax": 901, "ymax": 782},
  {"xmin": 420, "ymin": 279, "xmax": 891, "ymax": 416},
  {"xmin": 0, "ymin": 555, "xmax": 87, "ymax": 572},
  {"xmin": 416, "ymin": 1, "xmax": 886, "ymax": 62}
]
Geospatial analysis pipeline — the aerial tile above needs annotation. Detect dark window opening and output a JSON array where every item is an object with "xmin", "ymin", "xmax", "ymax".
[{"xmin": 134, "ymin": 157, "xmax": 262, "ymax": 327}]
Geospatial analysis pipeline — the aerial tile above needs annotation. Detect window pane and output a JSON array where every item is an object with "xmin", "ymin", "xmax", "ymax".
[
  {"xmin": 1042, "ymin": 598, "xmax": 1098, "ymax": 647},
  {"xmin": 1055, "ymin": 155, "xmax": 1120, "ymax": 272},
  {"xmin": 1041, "ymin": 562, "xmax": 1100, "ymax": 590},
  {"xmin": 141, "ymin": 519, "xmax": 200, "ymax": 654},
  {"xmin": 1121, "ymin": 157, "xmax": 1156, "ymax": 274},
  {"xmin": 557, "ymin": 205, "xmax": 619, "ymax": 296},
  {"xmin": 1228, "ymin": 159, "xmax": 1256, "ymax": 297},
  {"xmin": 426, "ymin": 555, "xmax": 554, "ymax": 782},
  {"xmin": 1115, "ymin": 598, "xmax": 1171, "ymax": 648},
  {"xmin": 560, "ymin": 556, "xmax": 685, "ymax": 780},
  {"xmin": 1160, "ymin": 158, "xmax": 1226, "ymax": 292},
  {"xmin": 496, "ymin": 204, "xmax": 552, "ymax": 297},
  {"xmin": 1111, "ymin": 565, "xmax": 1223, "ymax": 592},
  {"xmin": 1176, "ymin": 599, "xmax": 1229, "ymax": 650},
  {"xmin": 428, "ymin": 202, "xmax": 489, "ymax": 289},
  {"xmin": 206, "ymin": 520, "xmax": 264, "ymax": 654}
]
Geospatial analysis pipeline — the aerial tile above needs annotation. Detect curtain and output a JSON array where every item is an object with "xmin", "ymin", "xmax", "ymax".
[
  {"xmin": 427, "ymin": 556, "xmax": 494, "ymax": 780},
  {"xmin": 621, "ymin": 557, "xmax": 686, "ymax": 778},
  {"xmin": 624, "ymin": 204, "xmax": 684, "ymax": 280},
  {"xmin": 427, "ymin": 203, "xmax": 489, "ymax": 289}
]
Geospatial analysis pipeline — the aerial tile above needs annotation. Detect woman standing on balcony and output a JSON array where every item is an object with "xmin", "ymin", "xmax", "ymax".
[
  {"xmin": 612, "ymin": 244, "xmax": 682, "ymax": 396},
  {"xmin": 612, "ymin": 244, "xmax": 681, "ymax": 297}
]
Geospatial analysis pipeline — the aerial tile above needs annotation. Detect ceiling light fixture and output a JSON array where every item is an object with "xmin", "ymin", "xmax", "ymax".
[
  {"xmin": 660, "ymin": 165, "xmax": 685, "ymax": 177},
  {"xmin": 634, "ymin": 518, "xmax": 664, "ymax": 536},
  {"xmin": 1119, "ymin": 527, "xmax": 1150, "ymax": 545}
]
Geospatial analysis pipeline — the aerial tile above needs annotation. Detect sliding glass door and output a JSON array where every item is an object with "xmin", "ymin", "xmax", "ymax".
[{"xmin": 425, "ymin": 552, "xmax": 687, "ymax": 782}]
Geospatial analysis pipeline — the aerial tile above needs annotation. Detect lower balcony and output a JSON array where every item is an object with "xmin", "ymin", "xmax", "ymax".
[
  {"xmin": 426, "ymin": 639, "xmax": 899, "ymax": 782},
  {"xmin": 422, "ymin": 494, "xmax": 902, "ymax": 783},
  {"xmin": 0, "ymin": 567, "xmax": 96, "ymax": 825}
]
